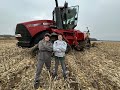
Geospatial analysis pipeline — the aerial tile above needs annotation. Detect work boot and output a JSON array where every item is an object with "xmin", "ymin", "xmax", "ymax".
[
  {"xmin": 63, "ymin": 75, "xmax": 67, "ymax": 80},
  {"xmin": 34, "ymin": 80, "xmax": 40, "ymax": 89}
]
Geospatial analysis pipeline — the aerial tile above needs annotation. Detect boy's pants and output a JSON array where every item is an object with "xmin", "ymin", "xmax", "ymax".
[{"xmin": 53, "ymin": 56, "xmax": 66, "ymax": 77}]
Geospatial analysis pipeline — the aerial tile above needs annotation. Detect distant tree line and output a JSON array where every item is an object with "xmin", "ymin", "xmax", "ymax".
[
  {"xmin": 0, "ymin": 35, "xmax": 14, "ymax": 37},
  {"xmin": 0, "ymin": 35, "xmax": 15, "ymax": 40},
  {"xmin": 90, "ymin": 38, "xmax": 97, "ymax": 41}
]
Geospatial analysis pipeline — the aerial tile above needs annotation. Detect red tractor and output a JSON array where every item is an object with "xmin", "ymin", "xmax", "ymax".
[{"xmin": 15, "ymin": 0, "xmax": 90, "ymax": 51}]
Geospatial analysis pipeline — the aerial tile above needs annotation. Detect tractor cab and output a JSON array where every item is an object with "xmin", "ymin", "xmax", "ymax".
[{"xmin": 53, "ymin": 0, "xmax": 79, "ymax": 30}]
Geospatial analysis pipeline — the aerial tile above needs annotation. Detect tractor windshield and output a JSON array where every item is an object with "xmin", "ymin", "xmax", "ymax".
[
  {"xmin": 53, "ymin": 5, "xmax": 79, "ymax": 29},
  {"xmin": 63, "ymin": 5, "xmax": 79, "ymax": 29}
]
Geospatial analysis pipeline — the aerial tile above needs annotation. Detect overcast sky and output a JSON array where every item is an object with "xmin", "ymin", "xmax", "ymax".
[{"xmin": 0, "ymin": 0, "xmax": 120, "ymax": 40}]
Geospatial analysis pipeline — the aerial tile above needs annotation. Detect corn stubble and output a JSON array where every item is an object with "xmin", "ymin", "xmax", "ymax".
[{"xmin": 0, "ymin": 40, "xmax": 120, "ymax": 90}]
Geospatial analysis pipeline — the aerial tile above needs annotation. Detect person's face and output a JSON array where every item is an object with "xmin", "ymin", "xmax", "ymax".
[
  {"xmin": 58, "ymin": 35, "xmax": 63, "ymax": 40},
  {"xmin": 44, "ymin": 36, "xmax": 50, "ymax": 41}
]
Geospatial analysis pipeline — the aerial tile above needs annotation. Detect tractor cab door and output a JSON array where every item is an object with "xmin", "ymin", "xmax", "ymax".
[{"xmin": 63, "ymin": 5, "xmax": 79, "ymax": 29}]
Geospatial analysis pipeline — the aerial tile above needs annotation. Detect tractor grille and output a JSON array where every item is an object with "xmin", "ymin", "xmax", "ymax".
[{"xmin": 15, "ymin": 24, "xmax": 32, "ymax": 41}]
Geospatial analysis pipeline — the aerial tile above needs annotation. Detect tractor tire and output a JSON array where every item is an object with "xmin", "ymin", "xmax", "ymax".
[
  {"xmin": 74, "ymin": 41, "xmax": 86, "ymax": 51},
  {"xmin": 66, "ymin": 44, "xmax": 71, "ymax": 53},
  {"xmin": 31, "ymin": 31, "xmax": 49, "ymax": 47},
  {"xmin": 34, "ymin": 31, "xmax": 49, "ymax": 44},
  {"xmin": 50, "ymin": 35, "xmax": 58, "ymax": 44}
]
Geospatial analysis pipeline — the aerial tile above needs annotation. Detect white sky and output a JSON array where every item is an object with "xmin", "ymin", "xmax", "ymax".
[{"xmin": 0, "ymin": 0, "xmax": 120, "ymax": 40}]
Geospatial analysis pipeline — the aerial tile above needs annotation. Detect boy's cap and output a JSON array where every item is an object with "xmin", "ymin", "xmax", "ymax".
[{"xmin": 44, "ymin": 33, "xmax": 51, "ymax": 37}]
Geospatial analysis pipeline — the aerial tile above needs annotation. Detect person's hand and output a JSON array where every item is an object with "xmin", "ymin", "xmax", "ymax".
[{"xmin": 57, "ymin": 48, "xmax": 63, "ymax": 52}]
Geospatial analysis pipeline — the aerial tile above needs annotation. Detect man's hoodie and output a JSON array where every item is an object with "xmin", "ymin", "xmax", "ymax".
[{"xmin": 53, "ymin": 40, "xmax": 67, "ymax": 57}]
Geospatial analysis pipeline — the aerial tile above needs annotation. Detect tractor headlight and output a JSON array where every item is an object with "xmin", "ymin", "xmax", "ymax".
[{"xmin": 15, "ymin": 34, "xmax": 22, "ymax": 38}]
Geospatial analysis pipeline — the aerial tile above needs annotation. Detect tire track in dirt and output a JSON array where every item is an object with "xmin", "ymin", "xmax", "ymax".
[
  {"xmin": 0, "ymin": 40, "xmax": 120, "ymax": 90},
  {"xmin": 66, "ymin": 42, "xmax": 120, "ymax": 90},
  {"xmin": 0, "ymin": 41, "xmax": 80, "ymax": 90}
]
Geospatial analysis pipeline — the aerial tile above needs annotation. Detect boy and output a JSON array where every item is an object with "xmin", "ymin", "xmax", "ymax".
[{"xmin": 53, "ymin": 34, "xmax": 67, "ymax": 79}]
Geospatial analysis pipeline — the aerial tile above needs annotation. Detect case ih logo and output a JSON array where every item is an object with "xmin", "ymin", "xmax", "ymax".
[
  {"xmin": 27, "ymin": 23, "xmax": 42, "ymax": 27},
  {"xmin": 27, "ymin": 23, "xmax": 52, "ymax": 28}
]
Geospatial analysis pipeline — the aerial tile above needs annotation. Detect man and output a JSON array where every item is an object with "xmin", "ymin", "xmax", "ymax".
[
  {"xmin": 53, "ymin": 34, "xmax": 67, "ymax": 79},
  {"xmin": 86, "ymin": 28, "xmax": 91, "ymax": 48},
  {"xmin": 34, "ymin": 33, "xmax": 53, "ymax": 89}
]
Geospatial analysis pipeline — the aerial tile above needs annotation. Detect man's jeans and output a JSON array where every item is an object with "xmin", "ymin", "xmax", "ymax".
[{"xmin": 35, "ymin": 59, "xmax": 51, "ymax": 81}]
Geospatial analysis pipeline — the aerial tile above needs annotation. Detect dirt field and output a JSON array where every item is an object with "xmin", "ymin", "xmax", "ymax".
[{"xmin": 0, "ymin": 39, "xmax": 120, "ymax": 90}]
